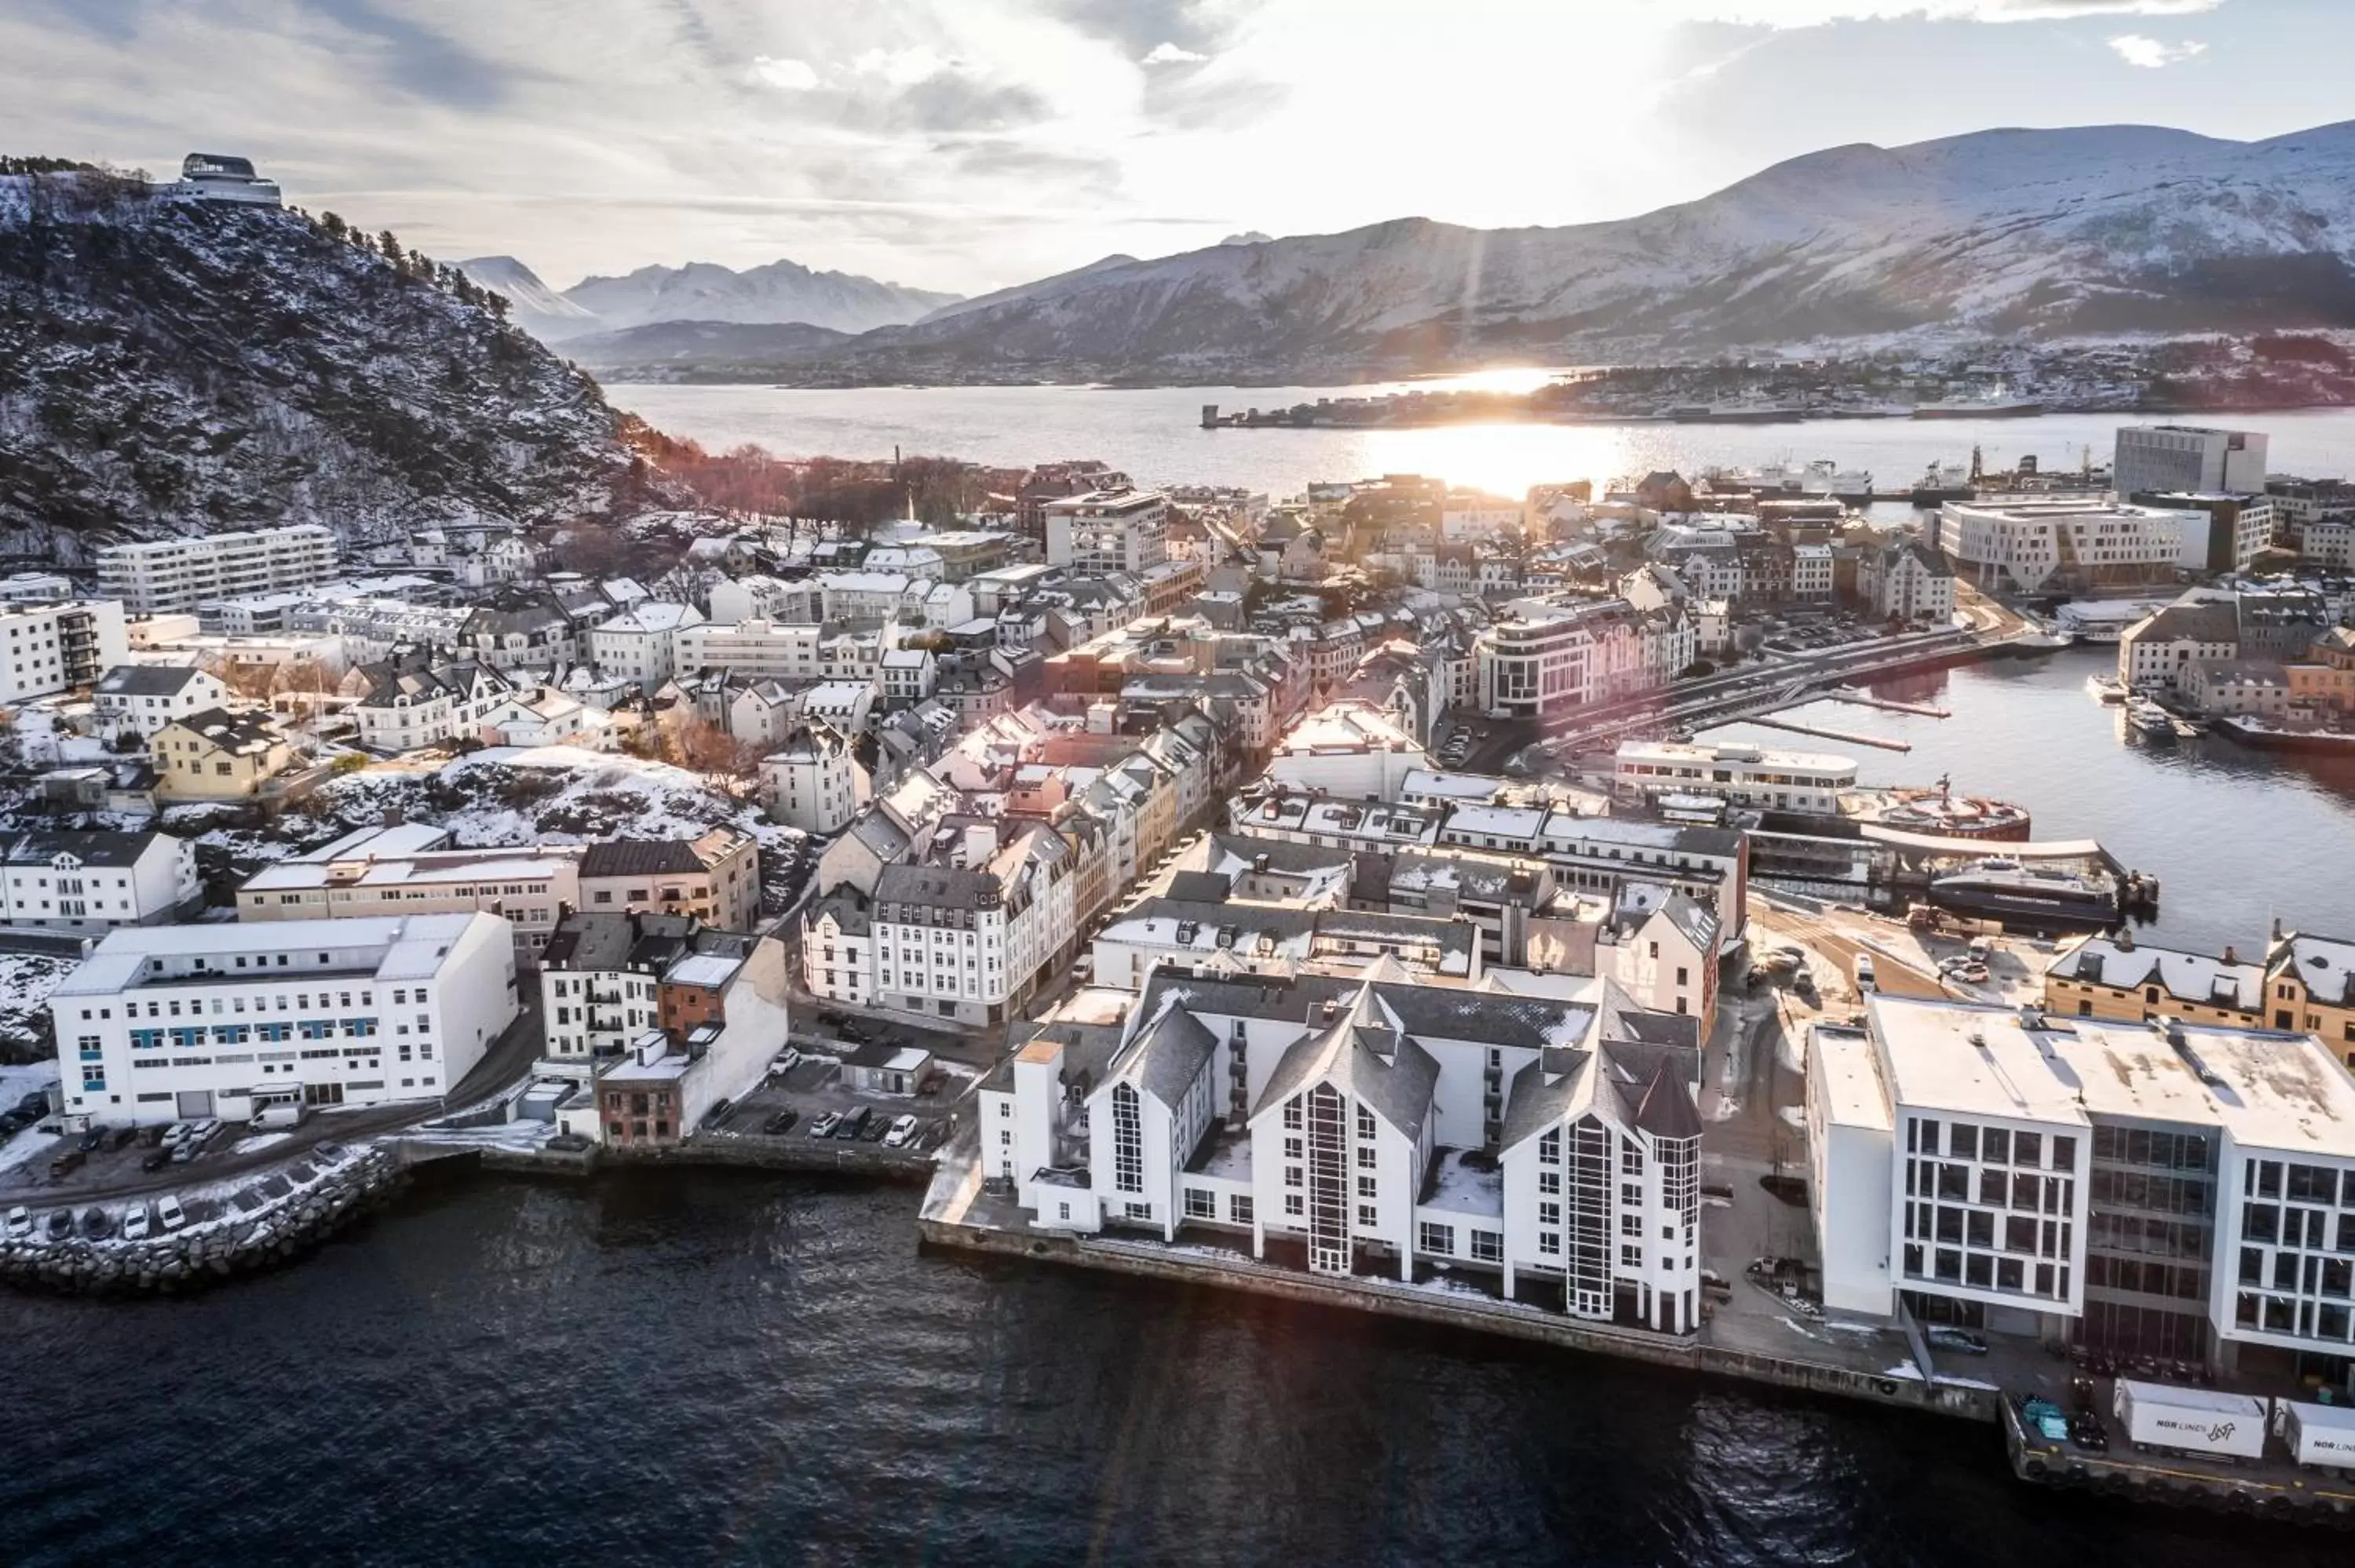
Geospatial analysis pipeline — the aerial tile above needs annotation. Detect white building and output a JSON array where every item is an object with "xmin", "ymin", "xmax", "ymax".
[
  {"xmin": 1262, "ymin": 700, "xmax": 1429, "ymax": 800},
  {"xmin": 1440, "ymin": 493, "xmax": 1522, "ymax": 542},
  {"xmin": 673, "ymin": 619, "xmax": 827, "ymax": 683},
  {"xmin": 351, "ymin": 660, "xmax": 511, "ymax": 753},
  {"xmin": 1931, "ymin": 499, "xmax": 2186, "ymax": 596},
  {"xmin": 1613, "ymin": 739, "xmax": 1857, "ymax": 816},
  {"xmin": 1474, "ymin": 598, "xmax": 1663, "ymax": 721},
  {"xmin": 983, "ymin": 972, "xmax": 1706, "ymax": 1333},
  {"xmin": 590, "ymin": 601, "xmax": 705, "ymax": 688},
  {"xmin": 2117, "ymin": 598, "xmax": 2240, "ymax": 693},
  {"xmin": 1045, "ymin": 490, "xmax": 1171, "ymax": 577},
  {"xmin": 0, "ymin": 830, "xmax": 197, "ymax": 930},
  {"xmin": 0, "ymin": 600, "xmax": 128, "ymax": 701},
  {"xmin": 1791, "ymin": 543, "xmax": 1835, "ymax": 600},
  {"xmin": 1809, "ymin": 994, "xmax": 2355, "ymax": 1369},
  {"xmin": 832, "ymin": 821, "xmax": 1072, "ymax": 1026},
  {"xmin": 49, "ymin": 912, "xmax": 517, "ymax": 1126},
  {"xmin": 1860, "ymin": 540, "xmax": 1956, "ymax": 625},
  {"xmin": 0, "ymin": 572, "xmax": 75, "ymax": 605},
  {"xmin": 93, "ymin": 663, "xmax": 230, "ymax": 740},
  {"xmin": 97, "ymin": 526, "xmax": 338, "ymax": 614},
  {"xmin": 707, "ymin": 574, "xmax": 814, "ymax": 626},
  {"xmin": 2115, "ymin": 425, "xmax": 2269, "ymax": 502},
  {"xmin": 761, "ymin": 720, "xmax": 870, "ymax": 834},
  {"xmin": 237, "ymin": 824, "xmax": 579, "ymax": 964}
]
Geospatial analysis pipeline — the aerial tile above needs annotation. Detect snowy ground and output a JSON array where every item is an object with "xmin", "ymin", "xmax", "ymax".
[{"xmin": 0, "ymin": 953, "xmax": 75, "ymax": 1059}]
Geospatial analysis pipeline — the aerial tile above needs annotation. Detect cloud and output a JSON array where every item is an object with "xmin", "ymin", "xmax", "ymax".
[
  {"xmin": 1142, "ymin": 42, "xmax": 1209, "ymax": 64},
  {"xmin": 2107, "ymin": 31, "xmax": 2207, "ymax": 66},
  {"xmin": 748, "ymin": 55, "xmax": 820, "ymax": 90}
]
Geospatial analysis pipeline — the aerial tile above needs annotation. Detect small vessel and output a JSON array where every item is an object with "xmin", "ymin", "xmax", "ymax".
[
  {"xmin": 1912, "ymin": 396, "xmax": 2046, "ymax": 420},
  {"xmin": 2086, "ymin": 674, "xmax": 2127, "ymax": 704},
  {"xmin": 1929, "ymin": 857, "xmax": 2122, "ymax": 926},
  {"xmin": 2125, "ymin": 697, "xmax": 2174, "ymax": 738},
  {"xmin": 2169, "ymin": 717, "xmax": 2206, "ymax": 739}
]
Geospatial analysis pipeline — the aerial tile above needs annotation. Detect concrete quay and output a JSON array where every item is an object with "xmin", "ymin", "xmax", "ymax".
[{"xmin": 915, "ymin": 1210, "xmax": 1997, "ymax": 1424}]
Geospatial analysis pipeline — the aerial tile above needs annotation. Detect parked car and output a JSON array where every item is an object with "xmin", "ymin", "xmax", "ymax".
[
  {"xmin": 0, "ymin": 1110, "xmax": 29, "ymax": 1136},
  {"xmin": 2069, "ymin": 1416, "xmax": 2109, "ymax": 1453},
  {"xmin": 191, "ymin": 1118, "xmax": 221, "ymax": 1146},
  {"xmin": 141, "ymin": 1124, "xmax": 166, "ymax": 1147},
  {"xmin": 76, "ymin": 1127, "xmax": 104, "ymax": 1154},
  {"xmin": 169, "ymin": 1142, "xmax": 196, "ymax": 1165},
  {"xmin": 807, "ymin": 1111, "xmax": 842, "ymax": 1139},
  {"xmin": 155, "ymin": 1194, "xmax": 186, "ymax": 1231},
  {"xmin": 48, "ymin": 1147, "xmax": 85, "ymax": 1178},
  {"xmin": 882, "ymin": 1114, "xmax": 918, "ymax": 1149},
  {"xmin": 836, "ymin": 1107, "xmax": 871, "ymax": 1140},
  {"xmin": 771, "ymin": 1048, "xmax": 800, "ymax": 1074},
  {"xmin": 79, "ymin": 1206, "xmax": 111, "ymax": 1241},
  {"xmin": 162, "ymin": 1121, "xmax": 191, "ymax": 1146},
  {"xmin": 1853, "ymin": 954, "xmax": 1877, "ymax": 993},
  {"xmin": 859, "ymin": 1115, "xmax": 889, "ymax": 1143},
  {"xmin": 108, "ymin": 1127, "xmax": 137, "ymax": 1151},
  {"xmin": 140, "ymin": 1147, "xmax": 173, "ymax": 1172},
  {"xmin": 762, "ymin": 1109, "xmax": 799, "ymax": 1136},
  {"xmin": 44, "ymin": 1209, "xmax": 73, "ymax": 1241},
  {"xmin": 119, "ymin": 1204, "xmax": 150, "ymax": 1242},
  {"xmin": 706, "ymin": 1098, "xmax": 734, "ymax": 1128},
  {"xmin": 1925, "ymin": 1326, "xmax": 1988, "ymax": 1355},
  {"xmin": 2, "ymin": 1205, "xmax": 28, "ymax": 1239},
  {"xmin": 1947, "ymin": 961, "xmax": 1991, "ymax": 985}
]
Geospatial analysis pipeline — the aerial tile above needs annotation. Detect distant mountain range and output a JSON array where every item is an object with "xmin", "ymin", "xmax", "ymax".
[
  {"xmin": 455, "ymin": 255, "xmax": 958, "ymax": 366},
  {"xmin": 501, "ymin": 120, "xmax": 2355, "ymax": 385}
]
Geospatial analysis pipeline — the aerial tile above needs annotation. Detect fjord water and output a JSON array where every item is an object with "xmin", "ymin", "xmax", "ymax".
[
  {"xmin": 608, "ymin": 381, "xmax": 2355, "ymax": 501},
  {"xmin": 0, "ymin": 1167, "xmax": 2346, "ymax": 1568}
]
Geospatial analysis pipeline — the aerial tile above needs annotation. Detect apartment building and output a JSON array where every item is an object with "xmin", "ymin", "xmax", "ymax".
[
  {"xmin": 1044, "ymin": 489, "xmax": 1171, "ymax": 577},
  {"xmin": 0, "ymin": 600, "xmax": 129, "ymax": 701},
  {"xmin": 761, "ymin": 720, "xmax": 870, "ymax": 834},
  {"xmin": 2044, "ymin": 933, "xmax": 2263, "ymax": 1028},
  {"xmin": 237, "ymin": 824, "xmax": 579, "ymax": 962},
  {"xmin": 585, "ymin": 932, "xmax": 790, "ymax": 1150},
  {"xmin": 49, "ymin": 912, "xmax": 517, "ymax": 1125},
  {"xmin": 2265, "ymin": 928, "xmax": 2355, "ymax": 1066},
  {"xmin": 0, "ymin": 830, "xmax": 198, "ymax": 930},
  {"xmin": 827, "ymin": 820, "xmax": 1072, "ymax": 1026},
  {"xmin": 1809, "ymin": 994, "xmax": 2355, "ymax": 1370},
  {"xmin": 579, "ymin": 829, "xmax": 761, "ymax": 934},
  {"xmin": 1931, "ymin": 498, "xmax": 2186, "ymax": 596},
  {"xmin": 350, "ymin": 659, "xmax": 513, "ymax": 753},
  {"xmin": 539, "ymin": 910, "xmax": 758, "ymax": 1064},
  {"xmin": 589, "ymin": 600, "xmax": 706, "ymax": 688},
  {"xmin": 982, "ymin": 971, "xmax": 1705, "ymax": 1333},
  {"xmin": 2115, "ymin": 425, "xmax": 2269, "ymax": 502},
  {"xmin": 97, "ymin": 526, "xmax": 339, "ymax": 614}
]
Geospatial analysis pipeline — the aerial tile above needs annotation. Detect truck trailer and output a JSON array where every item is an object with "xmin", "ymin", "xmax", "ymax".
[
  {"xmin": 2280, "ymin": 1399, "xmax": 2355, "ymax": 1471},
  {"xmin": 2113, "ymin": 1379, "xmax": 2266, "ymax": 1460}
]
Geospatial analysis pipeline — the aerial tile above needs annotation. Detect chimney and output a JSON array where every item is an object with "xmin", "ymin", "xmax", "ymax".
[{"xmin": 2221, "ymin": 945, "xmax": 2238, "ymax": 967}]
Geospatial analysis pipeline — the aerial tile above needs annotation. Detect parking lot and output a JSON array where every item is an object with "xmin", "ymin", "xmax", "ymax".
[
  {"xmin": 703, "ymin": 1052, "xmax": 956, "ymax": 1159},
  {"xmin": 0, "ymin": 1137, "xmax": 367, "ymax": 1245}
]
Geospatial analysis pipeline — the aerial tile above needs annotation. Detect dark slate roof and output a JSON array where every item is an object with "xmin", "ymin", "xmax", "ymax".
[
  {"xmin": 170, "ymin": 707, "xmax": 281, "ymax": 755},
  {"xmin": 0, "ymin": 829, "xmax": 166, "ymax": 869},
  {"xmin": 876, "ymin": 862, "xmax": 997, "ymax": 911},
  {"xmin": 1112, "ymin": 1001, "xmax": 1220, "ymax": 1110},
  {"xmin": 1626, "ymin": 1058, "xmax": 1703, "ymax": 1141},
  {"xmin": 97, "ymin": 665, "xmax": 208, "ymax": 698},
  {"xmin": 580, "ymin": 839, "xmax": 707, "ymax": 879},
  {"xmin": 1499, "ymin": 1048, "xmax": 1592, "ymax": 1154},
  {"xmin": 1251, "ymin": 988, "xmax": 1440, "ymax": 1137},
  {"xmin": 1166, "ymin": 870, "xmax": 1232, "ymax": 903},
  {"xmin": 542, "ymin": 910, "xmax": 699, "ymax": 972}
]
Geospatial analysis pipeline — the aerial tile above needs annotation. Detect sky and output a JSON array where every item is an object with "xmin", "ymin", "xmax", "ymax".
[{"xmin": 4, "ymin": 0, "xmax": 2353, "ymax": 299}]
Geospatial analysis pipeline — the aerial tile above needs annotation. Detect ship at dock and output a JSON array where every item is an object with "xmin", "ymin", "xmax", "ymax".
[
  {"xmin": 1842, "ymin": 779, "xmax": 2032, "ymax": 841},
  {"xmin": 1927, "ymin": 856, "xmax": 2126, "ymax": 927}
]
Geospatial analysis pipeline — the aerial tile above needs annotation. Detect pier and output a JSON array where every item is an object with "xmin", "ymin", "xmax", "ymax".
[
  {"xmin": 1824, "ymin": 687, "xmax": 1950, "ymax": 718},
  {"xmin": 1740, "ymin": 714, "xmax": 1913, "ymax": 752}
]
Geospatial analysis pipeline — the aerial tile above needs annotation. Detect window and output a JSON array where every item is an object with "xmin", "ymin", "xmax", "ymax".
[
  {"xmin": 1356, "ymin": 1175, "xmax": 1376, "ymax": 1198},
  {"xmin": 1418, "ymin": 1222, "xmax": 1455, "ymax": 1255},
  {"xmin": 1470, "ymin": 1230, "xmax": 1502, "ymax": 1263},
  {"xmin": 1183, "ymin": 1188, "xmax": 1214, "ymax": 1220},
  {"xmin": 1229, "ymin": 1194, "xmax": 1254, "ymax": 1225},
  {"xmin": 1356, "ymin": 1204, "xmax": 1377, "ymax": 1229},
  {"xmin": 1110, "ymin": 1083, "xmax": 1144, "ymax": 1195},
  {"xmin": 1284, "ymin": 1194, "xmax": 1303, "ymax": 1216}
]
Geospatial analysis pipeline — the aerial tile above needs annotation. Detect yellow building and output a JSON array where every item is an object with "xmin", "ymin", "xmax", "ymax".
[
  {"xmin": 2285, "ymin": 626, "xmax": 2355, "ymax": 715},
  {"xmin": 579, "ymin": 827, "xmax": 761, "ymax": 934},
  {"xmin": 2265, "ymin": 928, "xmax": 2355, "ymax": 1069},
  {"xmin": 2042, "ymin": 932, "xmax": 2262, "ymax": 1027},
  {"xmin": 151, "ymin": 706, "xmax": 294, "ymax": 801}
]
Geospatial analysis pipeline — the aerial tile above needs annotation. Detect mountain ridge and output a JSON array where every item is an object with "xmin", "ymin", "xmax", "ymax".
[{"xmin": 641, "ymin": 119, "xmax": 2355, "ymax": 384}]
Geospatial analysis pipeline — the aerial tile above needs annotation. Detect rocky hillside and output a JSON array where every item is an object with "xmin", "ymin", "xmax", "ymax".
[
  {"xmin": 557, "ymin": 258, "xmax": 959, "ymax": 337},
  {"xmin": 776, "ymin": 120, "xmax": 2355, "ymax": 384},
  {"xmin": 0, "ymin": 171, "xmax": 648, "ymax": 567}
]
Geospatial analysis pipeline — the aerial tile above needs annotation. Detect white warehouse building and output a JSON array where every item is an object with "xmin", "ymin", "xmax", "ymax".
[{"xmin": 49, "ymin": 912, "xmax": 519, "ymax": 1126}]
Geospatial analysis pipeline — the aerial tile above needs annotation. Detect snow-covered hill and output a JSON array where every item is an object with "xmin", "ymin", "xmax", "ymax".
[
  {"xmin": 807, "ymin": 120, "xmax": 2355, "ymax": 382},
  {"xmin": 560, "ymin": 258, "xmax": 959, "ymax": 336},
  {"xmin": 0, "ymin": 173, "xmax": 649, "ymax": 563},
  {"xmin": 453, "ymin": 254, "xmax": 599, "ymax": 338}
]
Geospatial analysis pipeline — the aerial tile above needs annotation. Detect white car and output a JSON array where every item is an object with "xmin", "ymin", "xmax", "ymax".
[
  {"xmin": 771, "ymin": 1047, "xmax": 800, "ymax": 1074},
  {"xmin": 155, "ymin": 1194, "xmax": 187, "ymax": 1231},
  {"xmin": 882, "ymin": 1114, "xmax": 919, "ymax": 1149},
  {"xmin": 119, "ymin": 1204, "xmax": 150, "ymax": 1242},
  {"xmin": 2, "ymin": 1205, "xmax": 27, "ymax": 1239}
]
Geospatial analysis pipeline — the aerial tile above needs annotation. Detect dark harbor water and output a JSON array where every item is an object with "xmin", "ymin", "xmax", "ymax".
[
  {"xmin": 5, "ymin": 654, "xmax": 2353, "ymax": 1566},
  {"xmin": 1701, "ymin": 645, "xmax": 2355, "ymax": 954},
  {"xmin": 2, "ymin": 1167, "xmax": 2349, "ymax": 1568}
]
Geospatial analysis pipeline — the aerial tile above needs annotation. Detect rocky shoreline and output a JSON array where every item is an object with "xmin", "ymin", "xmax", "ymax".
[{"xmin": 0, "ymin": 1146, "xmax": 404, "ymax": 1296}]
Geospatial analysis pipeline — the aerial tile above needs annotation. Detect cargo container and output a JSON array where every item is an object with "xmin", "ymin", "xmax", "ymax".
[
  {"xmin": 2113, "ymin": 1380, "xmax": 2265, "ymax": 1460},
  {"xmin": 2280, "ymin": 1399, "xmax": 2355, "ymax": 1470}
]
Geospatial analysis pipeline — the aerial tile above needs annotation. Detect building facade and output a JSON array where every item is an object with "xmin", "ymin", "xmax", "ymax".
[{"xmin": 98, "ymin": 526, "xmax": 338, "ymax": 614}]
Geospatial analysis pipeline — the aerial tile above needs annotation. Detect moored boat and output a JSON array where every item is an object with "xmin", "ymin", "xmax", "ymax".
[{"xmin": 1928, "ymin": 857, "xmax": 2122, "ymax": 926}]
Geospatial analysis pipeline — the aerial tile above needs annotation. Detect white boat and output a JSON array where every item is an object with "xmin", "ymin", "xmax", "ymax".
[
  {"xmin": 2125, "ymin": 697, "xmax": 2174, "ymax": 738},
  {"xmin": 2086, "ymin": 675, "xmax": 2127, "ymax": 704}
]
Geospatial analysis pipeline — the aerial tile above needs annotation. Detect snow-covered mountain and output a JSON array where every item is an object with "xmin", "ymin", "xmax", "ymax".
[
  {"xmin": 0, "ymin": 174, "xmax": 647, "ymax": 561},
  {"xmin": 454, "ymin": 254, "xmax": 599, "ymax": 337},
  {"xmin": 806, "ymin": 121, "xmax": 2355, "ymax": 382},
  {"xmin": 560, "ymin": 318, "xmax": 852, "ymax": 381},
  {"xmin": 560, "ymin": 259, "xmax": 960, "ymax": 337}
]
